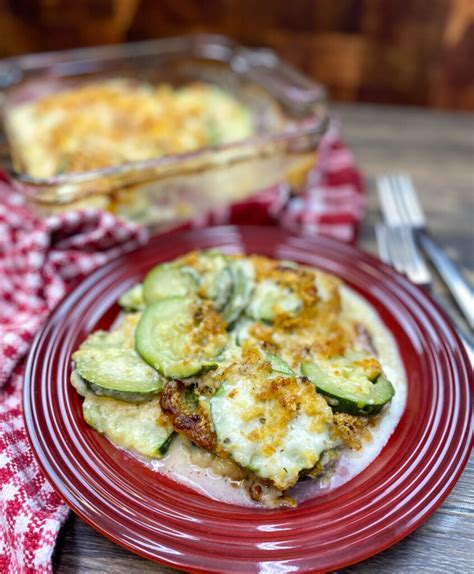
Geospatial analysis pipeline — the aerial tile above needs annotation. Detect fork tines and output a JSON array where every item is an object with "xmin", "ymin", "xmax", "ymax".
[
  {"xmin": 377, "ymin": 174, "xmax": 426, "ymax": 228},
  {"xmin": 376, "ymin": 223, "xmax": 432, "ymax": 287}
]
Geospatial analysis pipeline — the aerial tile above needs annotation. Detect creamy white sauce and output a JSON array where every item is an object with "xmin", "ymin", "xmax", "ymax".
[
  {"xmin": 148, "ymin": 439, "xmax": 258, "ymax": 507},
  {"xmin": 119, "ymin": 285, "xmax": 407, "ymax": 507}
]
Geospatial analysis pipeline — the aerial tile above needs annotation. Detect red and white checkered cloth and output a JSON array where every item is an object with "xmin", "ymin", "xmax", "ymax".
[{"xmin": 0, "ymin": 120, "xmax": 363, "ymax": 573}]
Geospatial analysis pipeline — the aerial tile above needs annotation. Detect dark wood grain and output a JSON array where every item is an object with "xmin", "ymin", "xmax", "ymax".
[
  {"xmin": 340, "ymin": 102, "xmax": 474, "ymax": 332},
  {"xmin": 53, "ymin": 103, "xmax": 474, "ymax": 573},
  {"xmin": 0, "ymin": 1, "xmax": 473, "ymax": 110}
]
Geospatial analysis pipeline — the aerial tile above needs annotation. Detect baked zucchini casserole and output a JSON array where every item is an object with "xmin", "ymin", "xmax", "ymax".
[
  {"xmin": 71, "ymin": 250, "xmax": 406, "ymax": 508},
  {"xmin": 7, "ymin": 80, "xmax": 254, "ymax": 178}
]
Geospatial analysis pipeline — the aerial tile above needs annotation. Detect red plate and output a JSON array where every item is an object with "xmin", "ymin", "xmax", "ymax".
[{"xmin": 24, "ymin": 226, "xmax": 472, "ymax": 573}]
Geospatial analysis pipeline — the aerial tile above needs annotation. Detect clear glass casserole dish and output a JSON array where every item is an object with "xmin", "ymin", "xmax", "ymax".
[{"xmin": 0, "ymin": 34, "xmax": 328, "ymax": 229}]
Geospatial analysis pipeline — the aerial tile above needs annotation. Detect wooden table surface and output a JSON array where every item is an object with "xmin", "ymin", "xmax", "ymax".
[{"xmin": 53, "ymin": 103, "xmax": 474, "ymax": 573}]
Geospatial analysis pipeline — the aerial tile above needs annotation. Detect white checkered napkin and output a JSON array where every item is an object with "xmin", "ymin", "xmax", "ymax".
[{"xmin": 0, "ymin": 183, "xmax": 148, "ymax": 573}]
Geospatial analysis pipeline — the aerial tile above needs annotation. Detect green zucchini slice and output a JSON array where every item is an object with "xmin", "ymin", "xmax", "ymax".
[
  {"xmin": 119, "ymin": 283, "xmax": 145, "ymax": 311},
  {"xmin": 143, "ymin": 263, "xmax": 199, "ymax": 304},
  {"xmin": 301, "ymin": 356, "xmax": 395, "ymax": 416},
  {"xmin": 79, "ymin": 329, "xmax": 126, "ymax": 350},
  {"xmin": 222, "ymin": 260, "xmax": 254, "ymax": 326},
  {"xmin": 79, "ymin": 313, "xmax": 141, "ymax": 351},
  {"xmin": 73, "ymin": 347, "xmax": 163, "ymax": 402},
  {"xmin": 262, "ymin": 350, "xmax": 294, "ymax": 376},
  {"xmin": 233, "ymin": 318, "xmax": 253, "ymax": 345},
  {"xmin": 210, "ymin": 372, "xmax": 334, "ymax": 490},
  {"xmin": 200, "ymin": 264, "xmax": 233, "ymax": 311},
  {"xmin": 246, "ymin": 279, "xmax": 301, "ymax": 322},
  {"xmin": 82, "ymin": 392, "xmax": 174, "ymax": 458},
  {"xmin": 189, "ymin": 251, "xmax": 234, "ymax": 310},
  {"xmin": 135, "ymin": 297, "xmax": 227, "ymax": 378}
]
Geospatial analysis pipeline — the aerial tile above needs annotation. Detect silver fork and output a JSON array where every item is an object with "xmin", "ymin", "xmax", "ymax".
[
  {"xmin": 376, "ymin": 222, "xmax": 473, "ymax": 364},
  {"xmin": 377, "ymin": 174, "xmax": 473, "ymax": 328},
  {"xmin": 375, "ymin": 223, "xmax": 431, "ymax": 288}
]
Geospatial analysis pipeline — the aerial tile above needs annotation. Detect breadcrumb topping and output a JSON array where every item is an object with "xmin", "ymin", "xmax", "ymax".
[
  {"xmin": 332, "ymin": 413, "xmax": 372, "ymax": 450},
  {"xmin": 8, "ymin": 81, "xmax": 254, "ymax": 177}
]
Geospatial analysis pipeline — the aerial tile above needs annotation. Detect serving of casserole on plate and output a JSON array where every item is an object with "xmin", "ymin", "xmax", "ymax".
[
  {"xmin": 70, "ymin": 249, "xmax": 406, "ymax": 508},
  {"xmin": 23, "ymin": 226, "xmax": 472, "ymax": 572}
]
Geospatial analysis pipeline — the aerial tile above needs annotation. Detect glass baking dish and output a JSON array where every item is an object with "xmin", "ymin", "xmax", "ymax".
[{"xmin": 0, "ymin": 34, "xmax": 328, "ymax": 229}]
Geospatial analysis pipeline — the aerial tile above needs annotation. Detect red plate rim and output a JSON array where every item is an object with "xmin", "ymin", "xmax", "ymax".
[{"xmin": 23, "ymin": 225, "xmax": 473, "ymax": 573}]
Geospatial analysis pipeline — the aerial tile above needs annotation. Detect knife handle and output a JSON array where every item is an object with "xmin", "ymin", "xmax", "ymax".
[{"xmin": 419, "ymin": 231, "xmax": 473, "ymax": 329}]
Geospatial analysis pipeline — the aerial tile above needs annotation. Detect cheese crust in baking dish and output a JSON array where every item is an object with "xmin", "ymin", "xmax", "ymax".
[
  {"xmin": 71, "ymin": 250, "xmax": 406, "ymax": 507},
  {"xmin": 7, "ymin": 80, "xmax": 254, "ymax": 178}
]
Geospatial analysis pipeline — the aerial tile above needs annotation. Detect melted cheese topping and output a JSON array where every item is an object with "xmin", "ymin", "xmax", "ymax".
[
  {"xmin": 8, "ymin": 80, "xmax": 254, "ymax": 177},
  {"xmin": 246, "ymin": 279, "xmax": 302, "ymax": 320},
  {"xmin": 211, "ymin": 371, "xmax": 333, "ymax": 490},
  {"xmin": 241, "ymin": 262, "xmax": 351, "ymax": 369}
]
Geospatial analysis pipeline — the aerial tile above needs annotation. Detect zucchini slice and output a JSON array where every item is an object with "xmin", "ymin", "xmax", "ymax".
[
  {"xmin": 136, "ymin": 297, "xmax": 227, "ymax": 378},
  {"xmin": 246, "ymin": 279, "xmax": 301, "ymax": 322},
  {"xmin": 200, "ymin": 264, "xmax": 233, "ymax": 311},
  {"xmin": 73, "ymin": 347, "xmax": 163, "ymax": 402},
  {"xmin": 233, "ymin": 318, "xmax": 253, "ymax": 346},
  {"xmin": 301, "ymin": 356, "xmax": 395, "ymax": 416},
  {"xmin": 79, "ymin": 329, "xmax": 126, "ymax": 350},
  {"xmin": 232, "ymin": 328, "xmax": 295, "ymax": 377},
  {"xmin": 222, "ymin": 260, "xmax": 254, "ymax": 326},
  {"xmin": 80, "ymin": 313, "xmax": 141, "ymax": 351},
  {"xmin": 262, "ymin": 350, "xmax": 294, "ymax": 376},
  {"xmin": 119, "ymin": 284, "xmax": 145, "ymax": 311},
  {"xmin": 210, "ymin": 372, "xmax": 334, "ymax": 490},
  {"xmin": 143, "ymin": 263, "xmax": 199, "ymax": 304},
  {"xmin": 70, "ymin": 369, "xmax": 88, "ymax": 397},
  {"xmin": 82, "ymin": 392, "xmax": 174, "ymax": 458},
  {"xmin": 189, "ymin": 251, "xmax": 233, "ymax": 311}
]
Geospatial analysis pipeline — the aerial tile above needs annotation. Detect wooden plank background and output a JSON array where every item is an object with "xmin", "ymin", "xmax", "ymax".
[{"xmin": 0, "ymin": 0, "xmax": 472, "ymax": 110}]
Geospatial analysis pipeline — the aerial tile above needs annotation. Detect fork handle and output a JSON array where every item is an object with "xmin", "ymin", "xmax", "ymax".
[{"xmin": 418, "ymin": 231, "xmax": 473, "ymax": 328}]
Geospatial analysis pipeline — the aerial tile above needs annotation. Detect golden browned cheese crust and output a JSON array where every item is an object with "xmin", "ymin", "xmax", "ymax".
[
  {"xmin": 250, "ymin": 256, "xmax": 319, "ymax": 322},
  {"xmin": 189, "ymin": 300, "xmax": 227, "ymax": 356},
  {"xmin": 9, "ymin": 81, "xmax": 253, "ymax": 177},
  {"xmin": 332, "ymin": 413, "xmax": 372, "ymax": 450},
  {"xmin": 248, "ymin": 374, "xmax": 332, "ymax": 460},
  {"xmin": 244, "ymin": 257, "xmax": 354, "ymax": 369}
]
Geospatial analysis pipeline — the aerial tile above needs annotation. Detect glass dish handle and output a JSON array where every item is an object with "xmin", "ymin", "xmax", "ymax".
[{"xmin": 231, "ymin": 47, "xmax": 327, "ymax": 112}]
